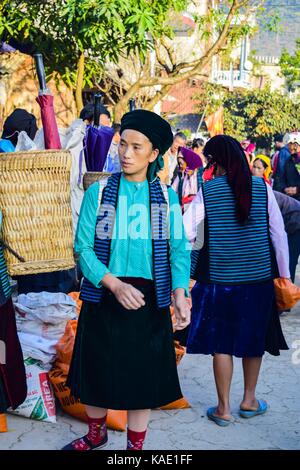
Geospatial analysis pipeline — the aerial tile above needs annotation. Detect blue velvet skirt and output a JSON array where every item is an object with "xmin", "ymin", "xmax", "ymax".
[{"xmin": 187, "ymin": 280, "xmax": 288, "ymax": 357}]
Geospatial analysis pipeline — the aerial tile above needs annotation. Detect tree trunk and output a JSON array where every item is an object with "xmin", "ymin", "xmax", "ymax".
[
  {"xmin": 114, "ymin": 99, "xmax": 128, "ymax": 122},
  {"xmin": 75, "ymin": 52, "xmax": 85, "ymax": 115},
  {"xmin": 114, "ymin": 81, "xmax": 142, "ymax": 121}
]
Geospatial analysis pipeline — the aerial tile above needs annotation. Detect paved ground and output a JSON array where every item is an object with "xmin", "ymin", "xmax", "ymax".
[{"xmin": 1, "ymin": 268, "xmax": 300, "ymax": 451}]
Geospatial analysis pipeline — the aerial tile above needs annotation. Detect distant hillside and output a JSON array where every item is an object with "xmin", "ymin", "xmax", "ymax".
[{"xmin": 251, "ymin": 0, "xmax": 299, "ymax": 57}]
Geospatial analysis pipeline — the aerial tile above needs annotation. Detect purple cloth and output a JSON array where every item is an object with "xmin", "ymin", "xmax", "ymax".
[
  {"xmin": 179, "ymin": 146, "xmax": 203, "ymax": 170},
  {"xmin": 84, "ymin": 125, "xmax": 114, "ymax": 172},
  {"xmin": 294, "ymin": 153, "xmax": 300, "ymax": 165},
  {"xmin": 0, "ymin": 42, "xmax": 16, "ymax": 53}
]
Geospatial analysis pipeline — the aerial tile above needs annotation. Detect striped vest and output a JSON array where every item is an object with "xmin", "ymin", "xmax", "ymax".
[
  {"xmin": 191, "ymin": 176, "xmax": 274, "ymax": 284},
  {"xmin": 0, "ymin": 219, "xmax": 11, "ymax": 305},
  {"xmin": 197, "ymin": 167, "xmax": 203, "ymax": 190},
  {"xmin": 80, "ymin": 172, "xmax": 172, "ymax": 309}
]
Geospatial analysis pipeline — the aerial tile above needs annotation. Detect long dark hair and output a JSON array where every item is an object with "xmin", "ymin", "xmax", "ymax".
[{"xmin": 203, "ymin": 135, "xmax": 252, "ymax": 223}]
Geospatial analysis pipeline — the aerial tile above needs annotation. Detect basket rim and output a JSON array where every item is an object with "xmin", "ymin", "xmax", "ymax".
[
  {"xmin": 0, "ymin": 150, "xmax": 72, "ymax": 169},
  {"xmin": 0, "ymin": 149, "xmax": 71, "ymax": 156}
]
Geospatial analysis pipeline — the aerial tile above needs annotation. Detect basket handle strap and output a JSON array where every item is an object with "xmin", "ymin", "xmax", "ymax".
[{"xmin": 0, "ymin": 238, "xmax": 25, "ymax": 262}]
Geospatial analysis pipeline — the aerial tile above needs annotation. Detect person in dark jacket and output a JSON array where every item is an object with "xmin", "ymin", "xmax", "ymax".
[
  {"xmin": 276, "ymin": 134, "xmax": 300, "ymax": 201},
  {"xmin": 272, "ymin": 134, "xmax": 290, "ymax": 191},
  {"xmin": 274, "ymin": 191, "xmax": 300, "ymax": 283},
  {"xmin": 79, "ymin": 104, "xmax": 111, "ymax": 127}
]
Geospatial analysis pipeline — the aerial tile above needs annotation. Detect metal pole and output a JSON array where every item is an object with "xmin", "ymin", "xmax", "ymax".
[
  {"xmin": 34, "ymin": 53, "xmax": 49, "ymax": 94},
  {"xmin": 129, "ymin": 99, "xmax": 136, "ymax": 111},
  {"xmin": 93, "ymin": 93, "xmax": 102, "ymax": 128},
  {"xmin": 196, "ymin": 105, "xmax": 207, "ymax": 135}
]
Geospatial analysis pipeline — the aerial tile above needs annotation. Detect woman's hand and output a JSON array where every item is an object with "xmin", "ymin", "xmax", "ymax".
[
  {"xmin": 284, "ymin": 186, "xmax": 298, "ymax": 196},
  {"xmin": 101, "ymin": 274, "xmax": 145, "ymax": 310},
  {"xmin": 173, "ymin": 288, "xmax": 191, "ymax": 330}
]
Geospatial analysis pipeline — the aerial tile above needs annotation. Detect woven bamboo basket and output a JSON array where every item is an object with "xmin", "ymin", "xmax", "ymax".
[
  {"xmin": 83, "ymin": 171, "xmax": 111, "ymax": 191},
  {"xmin": 0, "ymin": 150, "xmax": 75, "ymax": 276}
]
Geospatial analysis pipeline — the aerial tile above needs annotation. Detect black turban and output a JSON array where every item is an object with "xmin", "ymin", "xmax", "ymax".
[
  {"xmin": 120, "ymin": 109, "xmax": 173, "ymax": 181},
  {"xmin": 2, "ymin": 108, "xmax": 38, "ymax": 147}
]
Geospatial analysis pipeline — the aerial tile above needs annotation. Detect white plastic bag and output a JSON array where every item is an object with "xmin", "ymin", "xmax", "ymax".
[
  {"xmin": 14, "ymin": 292, "xmax": 76, "ymax": 324},
  {"xmin": 14, "ymin": 292, "xmax": 77, "ymax": 365},
  {"xmin": 16, "ymin": 316, "xmax": 67, "ymax": 340},
  {"xmin": 17, "ymin": 332, "xmax": 58, "ymax": 365},
  {"xmin": 15, "ymin": 131, "xmax": 37, "ymax": 151}
]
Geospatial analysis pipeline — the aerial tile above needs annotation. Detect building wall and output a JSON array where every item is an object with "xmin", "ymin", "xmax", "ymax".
[
  {"xmin": 161, "ymin": 79, "xmax": 202, "ymax": 115},
  {"xmin": 0, "ymin": 52, "xmax": 76, "ymax": 129}
]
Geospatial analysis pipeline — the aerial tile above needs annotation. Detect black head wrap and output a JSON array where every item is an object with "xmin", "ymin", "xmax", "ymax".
[
  {"xmin": 2, "ymin": 108, "xmax": 38, "ymax": 146},
  {"xmin": 203, "ymin": 135, "xmax": 252, "ymax": 223},
  {"xmin": 120, "ymin": 109, "xmax": 173, "ymax": 181},
  {"xmin": 79, "ymin": 103, "xmax": 111, "ymax": 121}
]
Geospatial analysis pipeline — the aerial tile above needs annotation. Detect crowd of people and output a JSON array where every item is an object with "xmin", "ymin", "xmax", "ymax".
[{"xmin": 0, "ymin": 104, "xmax": 299, "ymax": 451}]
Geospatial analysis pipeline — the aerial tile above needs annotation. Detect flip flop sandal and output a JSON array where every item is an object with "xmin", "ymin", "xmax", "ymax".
[
  {"xmin": 239, "ymin": 399, "xmax": 268, "ymax": 418},
  {"xmin": 207, "ymin": 407, "xmax": 232, "ymax": 427}
]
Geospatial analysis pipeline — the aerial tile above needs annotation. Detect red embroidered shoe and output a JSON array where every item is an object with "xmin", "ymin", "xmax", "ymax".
[{"xmin": 61, "ymin": 433, "xmax": 108, "ymax": 451}]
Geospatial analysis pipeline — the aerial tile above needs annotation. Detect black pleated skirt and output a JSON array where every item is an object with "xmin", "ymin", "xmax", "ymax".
[
  {"xmin": 0, "ymin": 375, "xmax": 9, "ymax": 413},
  {"xmin": 67, "ymin": 280, "xmax": 182, "ymax": 410}
]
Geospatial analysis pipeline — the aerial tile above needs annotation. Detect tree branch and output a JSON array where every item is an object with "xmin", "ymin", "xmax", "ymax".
[
  {"xmin": 138, "ymin": 0, "xmax": 255, "ymax": 88},
  {"xmin": 154, "ymin": 40, "xmax": 171, "ymax": 74},
  {"xmin": 146, "ymin": 84, "xmax": 172, "ymax": 111},
  {"xmin": 75, "ymin": 52, "xmax": 84, "ymax": 113},
  {"xmin": 160, "ymin": 37, "xmax": 177, "ymax": 70}
]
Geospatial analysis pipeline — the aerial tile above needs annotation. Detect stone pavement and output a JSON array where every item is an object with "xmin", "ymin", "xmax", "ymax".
[{"xmin": 1, "ymin": 269, "xmax": 300, "ymax": 451}]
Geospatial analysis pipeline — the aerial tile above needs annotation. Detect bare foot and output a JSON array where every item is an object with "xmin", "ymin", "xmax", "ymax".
[
  {"xmin": 213, "ymin": 407, "xmax": 233, "ymax": 421},
  {"xmin": 240, "ymin": 399, "xmax": 259, "ymax": 411}
]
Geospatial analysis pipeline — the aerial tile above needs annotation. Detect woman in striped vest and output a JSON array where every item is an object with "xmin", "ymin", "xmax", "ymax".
[
  {"xmin": 63, "ymin": 110, "xmax": 191, "ymax": 450},
  {"xmin": 183, "ymin": 135, "xmax": 289, "ymax": 426}
]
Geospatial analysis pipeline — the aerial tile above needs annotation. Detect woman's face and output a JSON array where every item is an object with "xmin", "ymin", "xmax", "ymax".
[
  {"xmin": 288, "ymin": 142, "xmax": 300, "ymax": 155},
  {"xmin": 192, "ymin": 145, "xmax": 203, "ymax": 156},
  {"xmin": 252, "ymin": 159, "xmax": 265, "ymax": 177},
  {"xmin": 177, "ymin": 156, "xmax": 187, "ymax": 172}
]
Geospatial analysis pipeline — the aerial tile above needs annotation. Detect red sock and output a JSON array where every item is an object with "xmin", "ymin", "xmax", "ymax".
[
  {"xmin": 127, "ymin": 428, "xmax": 147, "ymax": 450},
  {"xmin": 72, "ymin": 415, "xmax": 107, "ymax": 451}
]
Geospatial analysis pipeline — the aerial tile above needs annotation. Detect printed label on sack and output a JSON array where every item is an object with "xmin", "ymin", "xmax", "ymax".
[
  {"xmin": 10, "ymin": 361, "xmax": 56, "ymax": 423},
  {"xmin": 30, "ymin": 396, "xmax": 47, "ymax": 421},
  {"xmin": 39, "ymin": 373, "xmax": 56, "ymax": 417}
]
